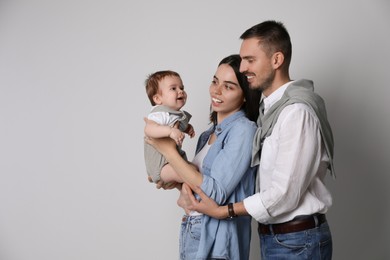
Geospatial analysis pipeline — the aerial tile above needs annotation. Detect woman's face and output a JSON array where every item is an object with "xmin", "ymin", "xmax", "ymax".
[{"xmin": 209, "ymin": 64, "xmax": 245, "ymax": 123}]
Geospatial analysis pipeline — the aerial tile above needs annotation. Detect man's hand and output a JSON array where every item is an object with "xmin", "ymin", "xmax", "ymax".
[{"xmin": 186, "ymin": 186, "xmax": 227, "ymax": 219}]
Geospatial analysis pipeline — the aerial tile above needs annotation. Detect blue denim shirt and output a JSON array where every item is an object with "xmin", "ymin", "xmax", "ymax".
[{"xmin": 195, "ymin": 110, "xmax": 257, "ymax": 260}]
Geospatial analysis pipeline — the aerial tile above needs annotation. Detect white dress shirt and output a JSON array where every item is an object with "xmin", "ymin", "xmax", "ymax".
[{"xmin": 243, "ymin": 82, "xmax": 332, "ymax": 224}]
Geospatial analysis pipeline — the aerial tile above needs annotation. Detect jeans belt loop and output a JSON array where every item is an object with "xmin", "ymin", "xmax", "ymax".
[
  {"xmin": 269, "ymin": 224, "xmax": 274, "ymax": 235},
  {"xmin": 313, "ymin": 214, "xmax": 319, "ymax": 227}
]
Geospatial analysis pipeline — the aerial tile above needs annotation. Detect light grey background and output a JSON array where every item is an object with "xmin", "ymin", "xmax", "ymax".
[{"xmin": 1, "ymin": 0, "xmax": 389, "ymax": 259}]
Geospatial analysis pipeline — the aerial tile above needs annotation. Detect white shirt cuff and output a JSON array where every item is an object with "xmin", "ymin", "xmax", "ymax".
[{"xmin": 243, "ymin": 193, "xmax": 271, "ymax": 223}]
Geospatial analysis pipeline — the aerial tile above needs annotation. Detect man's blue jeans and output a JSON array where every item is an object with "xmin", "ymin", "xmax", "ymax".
[{"xmin": 259, "ymin": 222, "xmax": 332, "ymax": 259}]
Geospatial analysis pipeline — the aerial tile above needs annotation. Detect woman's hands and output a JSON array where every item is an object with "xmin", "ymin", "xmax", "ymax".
[
  {"xmin": 177, "ymin": 183, "xmax": 192, "ymax": 215},
  {"xmin": 147, "ymin": 176, "xmax": 179, "ymax": 190}
]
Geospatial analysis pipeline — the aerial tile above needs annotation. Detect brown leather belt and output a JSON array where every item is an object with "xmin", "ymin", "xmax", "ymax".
[{"xmin": 258, "ymin": 214, "xmax": 326, "ymax": 235}]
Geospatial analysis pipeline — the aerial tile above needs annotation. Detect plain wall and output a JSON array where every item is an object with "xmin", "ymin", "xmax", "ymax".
[{"xmin": 1, "ymin": 0, "xmax": 389, "ymax": 259}]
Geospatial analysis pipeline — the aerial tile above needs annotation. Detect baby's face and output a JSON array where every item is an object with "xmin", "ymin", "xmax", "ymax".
[{"xmin": 154, "ymin": 76, "xmax": 187, "ymax": 110}]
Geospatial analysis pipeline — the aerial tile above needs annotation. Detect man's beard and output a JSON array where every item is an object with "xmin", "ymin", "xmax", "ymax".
[
  {"xmin": 248, "ymin": 69, "xmax": 275, "ymax": 92},
  {"xmin": 257, "ymin": 69, "xmax": 275, "ymax": 92}
]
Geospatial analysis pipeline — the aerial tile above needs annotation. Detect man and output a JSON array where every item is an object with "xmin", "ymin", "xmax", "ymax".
[{"xmin": 186, "ymin": 20, "xmax": 335, "ymax": 259}]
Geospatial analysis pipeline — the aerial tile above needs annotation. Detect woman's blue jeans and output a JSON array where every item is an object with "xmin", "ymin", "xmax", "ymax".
[
  {"xmin": 259, "ymin": 222, "xmax": 333, "ymax": 259},
  {"xmin": 179, "ymin": 215, "xmax": 202, "ymax": 260}
]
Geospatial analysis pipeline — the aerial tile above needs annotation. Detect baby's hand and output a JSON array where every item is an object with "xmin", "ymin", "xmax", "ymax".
[
  {"xmin": 169, "ymin": 128, "xmax": 185, "ymax": 146},
  {"xmin": 186, "ymin": 124, "xmax": 195, "ymax": 138}
]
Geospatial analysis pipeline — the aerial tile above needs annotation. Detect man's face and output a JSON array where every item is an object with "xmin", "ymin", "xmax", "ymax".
[{"xmin": 239, "ymin": 38, "xmax": 275, "ymax": 96}]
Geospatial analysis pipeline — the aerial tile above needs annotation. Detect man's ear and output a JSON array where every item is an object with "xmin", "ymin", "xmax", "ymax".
[{"xmin": 272, "ymin": 52, "xmax": 285, "ymax": 70}]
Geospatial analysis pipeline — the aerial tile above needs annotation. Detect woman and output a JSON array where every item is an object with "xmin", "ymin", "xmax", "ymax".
[{"xmin": 145, "ymin": 54, "xmax": 261, "ymax": 259}]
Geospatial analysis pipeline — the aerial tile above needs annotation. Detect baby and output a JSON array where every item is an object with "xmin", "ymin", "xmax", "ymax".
[{"xmin": 144, "ymin": 70, "xmax": 195, "ymax": 184}]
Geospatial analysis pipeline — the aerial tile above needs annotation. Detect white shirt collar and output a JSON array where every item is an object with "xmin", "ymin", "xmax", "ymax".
[{"xmin": 262, "ymin": 81, "xmax": 292, "ymax": 113}]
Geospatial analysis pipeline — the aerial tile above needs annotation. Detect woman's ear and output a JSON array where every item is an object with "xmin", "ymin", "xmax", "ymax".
[{"xmin": 272, "ymin": 52, "xmax": 285, "ymax": 70}]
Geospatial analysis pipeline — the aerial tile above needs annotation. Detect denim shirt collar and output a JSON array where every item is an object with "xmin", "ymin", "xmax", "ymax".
[{"xmin": 212, "ymin": 110, "xmax": 246, "ymax": 136}]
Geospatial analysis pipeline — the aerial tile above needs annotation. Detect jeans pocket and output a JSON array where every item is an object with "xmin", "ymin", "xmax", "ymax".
[
  {"xmin": 318, "ymin": 224, "xmax": 333, "ymax": 259},
  {"xmin": 189, "ymin": 218, "xmax": 202, "ymax": 241},
  {"xmin": 273, "ymin": 233, "xmax": 308, "ymax": 256}
]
